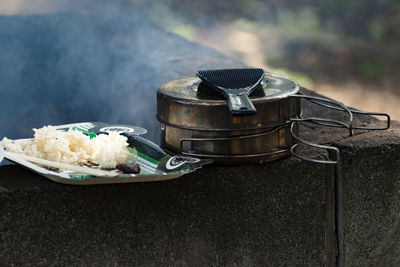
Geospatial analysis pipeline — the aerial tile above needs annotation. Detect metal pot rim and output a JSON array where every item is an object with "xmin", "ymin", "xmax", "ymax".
[
  {"xmin": 157, "ymin": 72, "xmax": 300, "ymax": 104},
  {"xmin": 157, "ymin": 72, "xmax": 301, "ymax": 131}
]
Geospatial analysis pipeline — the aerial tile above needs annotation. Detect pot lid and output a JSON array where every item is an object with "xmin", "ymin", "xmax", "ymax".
[
  {"xmin": 158, "ymin": 72, "xmax": 299, "ymax": 103},
  {"xmin": 157, "ymin": 72, "xmax": 300, "ymax": 131}
]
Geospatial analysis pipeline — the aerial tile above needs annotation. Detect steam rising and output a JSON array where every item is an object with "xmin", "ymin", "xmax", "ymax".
[{"xmin": 0, "ymin": 0, "xmax": 240, "ymax": 148}]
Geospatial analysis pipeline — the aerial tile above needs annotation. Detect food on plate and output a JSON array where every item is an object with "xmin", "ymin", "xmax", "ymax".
[
  {"xmin": 1, "ymin": 125, "xmax": 135, "ymax": 169},
  {"xmin": 116, "ymin": 163, "xmax": 141, "ymax": 174}
]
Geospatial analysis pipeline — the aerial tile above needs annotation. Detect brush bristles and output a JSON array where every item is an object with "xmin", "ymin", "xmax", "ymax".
[{"xmin": 197, "ymin": 68, "xmax": 265, "ymax": 89}]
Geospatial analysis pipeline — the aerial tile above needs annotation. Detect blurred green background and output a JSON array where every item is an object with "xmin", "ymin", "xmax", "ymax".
[{"xmin": 2, "ymin": 0, "xmax": 399, "ymax": 118}]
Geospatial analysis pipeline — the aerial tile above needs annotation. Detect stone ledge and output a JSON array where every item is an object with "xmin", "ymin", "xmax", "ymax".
[
  {"xmin": 2, "ymin": 120, "xmax": 398, "ymax": 266},
  {"xmin": 334, "ymin": 121, "xmax": 400, "ymax": 266},
  {"xmin": 1, "ymin": 158, "xmax": 331, "ymax": 266}
]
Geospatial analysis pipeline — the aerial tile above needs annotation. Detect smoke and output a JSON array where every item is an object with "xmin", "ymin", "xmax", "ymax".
[
  {"xmin": 0, "ymin": 0, "xmax": 239, "ymax": 160},
  {"xmin": 0, "ymin": 10, "xmax": 153, "ymax": 136},
  {"xmin": 0, "ymin": 0, "xmax": 151, "ymax": 16}
]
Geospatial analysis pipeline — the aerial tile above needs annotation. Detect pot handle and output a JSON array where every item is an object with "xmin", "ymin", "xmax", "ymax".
[
  {"xmin": 349, "ymin": 110, "xmax": 390, "ymax": 130},
  {"xmin": 288, "ymin": 93, "xmax": 391, "ymax": 164},
  {"xmin": 291, "ymin": 94, "xmax": 391, "ymax": 131},
  {"xmin": 289, "ymin": 121, "xmax": 340, "ymax": 164},
  {"xmin": 306, "ymin": 100, "xmax": 390, "ymax": 130},
  {"xmin": 179, "ymin": 124, "xmax": 289, "ymax": 158},
  {"xmin": 288, "ymin": 94, "xmax": 350, "ymax": 164},
  {"xmin": 290, "ymin": 94, "xmax": 354, "ymax": 136}
]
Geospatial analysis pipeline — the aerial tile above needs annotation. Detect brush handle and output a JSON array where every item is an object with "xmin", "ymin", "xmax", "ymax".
[{"xmin": 227, "ymin": 93, "xmax": 256, "ymax": 116}]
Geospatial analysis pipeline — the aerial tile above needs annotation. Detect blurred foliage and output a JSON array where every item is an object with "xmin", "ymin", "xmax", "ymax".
[
  {"xmin": 149, "ymin": 1, "xmax": 195, "ymax": 39},
  {"xmin": 150, "ymin": 0, "xmax": 399, "ymax": 39},
  {"xmin": 367, "ymin": 20, "xmax": 385, "ymax": 41},
  {"xmin": 358, "ymin": 57, "xmax": 388, "ymax": 79},
  {"xmin": 270, "ymin": 68, "xmax": 314, "ymax": 88},
  {"xmin": 276, "ymin": 8, "xmax": 320, "ymax": 36},
  {"xmin": 149, "ymin": 0, "xmax": 400, "ymax": 86}
]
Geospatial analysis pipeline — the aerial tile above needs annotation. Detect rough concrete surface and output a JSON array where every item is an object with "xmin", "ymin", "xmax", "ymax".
[
  {"xmin": 1, "ymin": 159, "xmax": 331, "ymax": 266},
  {"xmin": 334, "ymin": 122, "xmax": 400, "ymax": 267}
]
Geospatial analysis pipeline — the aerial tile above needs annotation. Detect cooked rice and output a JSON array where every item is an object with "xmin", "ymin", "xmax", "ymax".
[{"xmin": 1, "ymin": 126, "xmax": 135, "ymax": 169}]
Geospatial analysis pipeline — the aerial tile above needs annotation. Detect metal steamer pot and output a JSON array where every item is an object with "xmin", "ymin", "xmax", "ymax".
[{"xmin": 157, "ymin": 72, "xmax": 390, "ymax": 165}]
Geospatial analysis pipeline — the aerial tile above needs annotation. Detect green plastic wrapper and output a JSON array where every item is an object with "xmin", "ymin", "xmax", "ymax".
[{"xmin": 0, "ymin": 122, "xmax": 207, "ymax": 185}]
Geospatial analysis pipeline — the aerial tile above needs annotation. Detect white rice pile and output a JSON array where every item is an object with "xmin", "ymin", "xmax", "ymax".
[{"xmin": 1, "ymin": 126, "xmax": 135, "ymax": 169}]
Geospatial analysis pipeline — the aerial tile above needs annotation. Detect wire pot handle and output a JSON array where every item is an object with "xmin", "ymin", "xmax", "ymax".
[
  {"xmin": 288, "ymin": 94, "xmax": 351, "ymax": 164},
  {"xmin": 179, "ymin": 124, "xmax": 288, "ymax": 157},
  {"xmin": 289, "ymin": 121, "xmax": 340, "ymax": 164},
  {"xmin": 290, "ymin": 94, "xmax": 354, "ymax": 136},
  {"xmin": 343, "ymin": 109, "xmax": 390, "ymax": 130},
  {"xmin": 288, "ymin": 93, "xmax": 391, "ymax": 164},
  {"xmin": 293, "ymin": 94, "xmax": 391, "ymax": 131}
]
